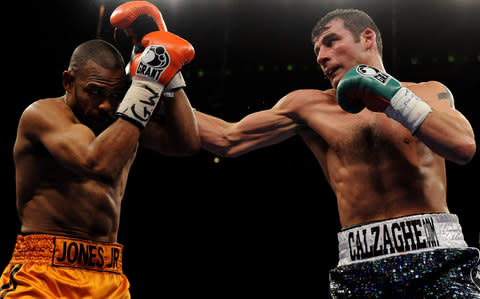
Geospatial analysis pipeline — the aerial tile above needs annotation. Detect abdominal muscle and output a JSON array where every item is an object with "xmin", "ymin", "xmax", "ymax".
[
  {"xmin": 18, "ymin": 176, "xmax": 125, "ymax": 243},
  {"xmin": 302, "ymin": 112, "xmax": 449, "ymax": 228},
  {"xmin": 330, "ymin": 155, "xmax": 449, "ymax": 227}
]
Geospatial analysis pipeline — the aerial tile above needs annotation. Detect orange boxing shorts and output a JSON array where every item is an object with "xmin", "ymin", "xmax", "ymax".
[{"xmin": 0, "ymin": 234, "xmax": 131, "ymax": 298}]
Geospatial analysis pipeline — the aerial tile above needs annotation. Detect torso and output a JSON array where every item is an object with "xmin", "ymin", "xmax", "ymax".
[
  {"xmin": 288, "ymin": 86, "xmax": 448, "ymax": 227},
  {"xmin": 14, "ymin": 98, "xmax": 135, "ymax": 242}
]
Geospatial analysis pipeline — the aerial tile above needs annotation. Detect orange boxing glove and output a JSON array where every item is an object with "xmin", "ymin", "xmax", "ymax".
[
  {"xmin": 132, "ymin": 31, "xmax": 194, "ymax": 85},
  {"xmin": 110, "ymin": 1, "xmax": 185, "ymax": 98},
  {"xmin": 110, "ymin": 0, "xmax": 167, "ymax": 46},
  {"xmin": 116, "ymin": 31, "xmax": 195, "ymax": 128}
]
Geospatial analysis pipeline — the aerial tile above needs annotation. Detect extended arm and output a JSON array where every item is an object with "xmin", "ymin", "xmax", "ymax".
[{"xmin": 195, "ymin": 100, "xmax": 302, "ymax": 157}]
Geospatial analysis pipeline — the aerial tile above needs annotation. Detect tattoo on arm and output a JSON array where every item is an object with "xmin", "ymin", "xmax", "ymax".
[{"xmin": 437, "ymin": 88, "xmax": 455, "ymax": 109}]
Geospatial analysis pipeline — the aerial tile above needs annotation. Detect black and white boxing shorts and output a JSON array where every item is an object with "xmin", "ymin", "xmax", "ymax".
[{"xmin": 329, "ymin": 213, "xmax": 480, "ymax": 298}]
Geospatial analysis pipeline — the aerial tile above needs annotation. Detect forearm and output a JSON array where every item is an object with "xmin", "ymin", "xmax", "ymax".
[
  {"xmin": 195, "ymin": 111, "xmax": 232, "ymax": 156},
  {"xmin": 82, "ymin": 118, "xmax": 140, "ymax": 180},
  {"xmin": 161, "ymin": 89, "xmax": 201, "ymax": 155},
  {"xmin": 415, "ymin": 108, "xmax": 476, "ymax": 165},
  {"xmin": 140, "ymin": 89, "xmax": 201, "ymax": 155}
]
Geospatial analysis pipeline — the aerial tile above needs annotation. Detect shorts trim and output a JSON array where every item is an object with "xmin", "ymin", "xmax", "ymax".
[
  {"xmin": 0, "ymin": 264, "xmax": 22, "ymax": 298},
  {"xmin": 11, "ymin": 234, "xmax": 123, "ymax": 274},
  {"xmin": 337, "ymin": 213, "xmax": 468, "ymax": 266}
]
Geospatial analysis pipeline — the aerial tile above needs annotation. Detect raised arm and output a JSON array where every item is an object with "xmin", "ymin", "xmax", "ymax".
[
  {"xmin": 17, "ymin": 99, "xmax": 141, "ymax": 183},
  {"xmin": 336, "ymin": 65, "xmax": 475, "ymax": 165},
  {"xmin": 412, "ymin": 82, "xmax": 476, "ymax": 165},
  {"xmin": 140, "ymin": 89, "xmax": 201, "ymax": 156}
]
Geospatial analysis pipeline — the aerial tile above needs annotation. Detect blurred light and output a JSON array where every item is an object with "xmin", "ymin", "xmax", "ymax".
[
  {"xmin": 410, "ymin": 57, "xmax": 419, "ymax": 65},
  {"xmin": 447, "ymin": 55, "xmax": 455, "ymax": 63},
  {"xmin": 96, "ymin": 4, "xmax": 105, "ymax": 38},
  {"xmin": 213, "ymin": 157, "xmax": 220, "ymax": 164},
  {"xmin": 286, "ymin": 64, "xmax": 293, "ymax": 71}
]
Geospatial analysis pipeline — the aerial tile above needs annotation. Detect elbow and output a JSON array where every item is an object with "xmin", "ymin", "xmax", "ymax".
[
  {"xmin": 182, "ymin": 137, "xmax": 202, "ymax": 156},
  {"xmin": 452, "ymin": 138, "xmax": 476, "ymax": 165},
  {"xmin": 200, "ymin": 138, "xmax": 241, "ymax": 158},
  {"xmin": 169, "ymin": 133, "xmax": 202, "ymax": 157},
  {"xmin": 169, "ymin": 140, "xmax": 202, "ymax": 157},
  {"xmin": 83, "ymin": 159, "xmax": 117, "ymax": 184}
]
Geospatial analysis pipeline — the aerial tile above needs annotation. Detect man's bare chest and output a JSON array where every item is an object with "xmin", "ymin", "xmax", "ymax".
[{"xmin": 304, "ymin": 112, "xmax": 417, "ymax": 164}]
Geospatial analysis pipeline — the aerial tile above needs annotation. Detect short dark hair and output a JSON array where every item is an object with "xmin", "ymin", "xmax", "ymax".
[
  {"xmin": 311, "ymin": 9, "xmax": 383, "ymax": 58},
  {"xmin": 68, "ymin": 39, "xmax": 125, "ymax": 74}
]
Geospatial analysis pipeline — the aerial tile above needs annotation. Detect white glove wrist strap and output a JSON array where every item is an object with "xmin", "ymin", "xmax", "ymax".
[
  {"xmin": 116, "ymin": 78, "xmax": 164, "ymax": 128},
  {"xmin": 384, "ymin": 87, "xmax": 432, "ymax": 134},
  {"xmin": 162, "ymin": 72, "xmax": 186, "ymax": 99}
]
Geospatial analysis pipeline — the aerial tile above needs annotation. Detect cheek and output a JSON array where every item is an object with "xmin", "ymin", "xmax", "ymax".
[
  {"xmin": 337, "ymin": 45, "xmax": 364, "ymax": 69},
  {"xmin": 334, "ymin": 43, "xmax": 355, "ymax": 59},
  {"xmin": 74, "ymin": 90, "xmax": 95, "ymax": 115}
]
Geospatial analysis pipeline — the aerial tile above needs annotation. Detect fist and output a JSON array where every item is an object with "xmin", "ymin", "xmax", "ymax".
[
  {"xmin": 336, "ymin": 64, "xmax": 403, "ymax": 113},
  {"xmin": 131, "ymin": 31, "xmax": 194, "ymax": 86}
]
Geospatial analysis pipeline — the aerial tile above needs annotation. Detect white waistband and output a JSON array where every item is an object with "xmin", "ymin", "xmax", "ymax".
[{"xmin": 337, "ymin": 213, "xmax": 467, "ymax": 266}]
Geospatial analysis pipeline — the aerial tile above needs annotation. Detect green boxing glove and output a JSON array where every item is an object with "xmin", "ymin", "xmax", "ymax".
[{"xmin": 336, "ymin": 64, "xmax": 432, "ymax": 134}]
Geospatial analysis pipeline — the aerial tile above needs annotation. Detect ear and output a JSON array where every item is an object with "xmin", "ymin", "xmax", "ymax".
[
  {"xmin": 361, "ymin": 28, "xmax": 376, "ymax": 52},
  {"xmin": 62, "ymin": 70, "xmax": 74, "ymax": 93}
]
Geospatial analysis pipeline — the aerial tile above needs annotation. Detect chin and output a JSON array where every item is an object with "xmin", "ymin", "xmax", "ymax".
[
  {"xmin": 332, "ymin": 72, "xmax": 347, "ymax": 89},
  {"xmin": 332, "ymin": 78, "xmax": 340, "ymax": 89}
]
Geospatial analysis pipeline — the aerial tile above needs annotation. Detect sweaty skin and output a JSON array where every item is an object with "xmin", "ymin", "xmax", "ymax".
[
  {"xmin": 195, "ymin": 18, "xmax": 475, "ymax": 227},
  {"xmin": 15, "ymin": 59, "xmax": 199, "ymax": 242}
]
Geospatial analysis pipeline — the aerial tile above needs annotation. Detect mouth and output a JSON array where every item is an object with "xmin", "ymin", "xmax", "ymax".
[{"xmin": 325, "ymin": 65, "xmax": 342, "ymax": 81}]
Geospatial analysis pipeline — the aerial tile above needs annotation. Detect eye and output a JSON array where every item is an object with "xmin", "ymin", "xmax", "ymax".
[
  {"xmin": 111, "ymin": 91, "xmax": 124, "ymax": 103},
  {"xmin": 321, "ymin": 33, "xmax": 340, "ymax": 48},
  {"xmin": 325, "ymin": 37, "xmax": 339, "ymax": 47},
  {"xmin": 86, "ymin": 86, "xmax": 104, "ymax": 97}
]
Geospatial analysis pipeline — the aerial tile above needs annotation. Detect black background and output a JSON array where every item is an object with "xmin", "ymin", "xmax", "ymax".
[{"xmin": 2, "ymin": 0, "xmax": 479, "ymax": 297}]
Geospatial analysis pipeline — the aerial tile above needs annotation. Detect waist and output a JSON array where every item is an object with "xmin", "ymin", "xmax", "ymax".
[
  {"xmin": 10, "ymin": 234, "xmax": 124, "ymax": 274},
  {"xmin": 337, "ymin": 213, "xmax": 468, "ymax": 266}
]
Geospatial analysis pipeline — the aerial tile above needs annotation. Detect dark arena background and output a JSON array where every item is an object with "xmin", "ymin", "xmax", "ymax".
[{"xmin": 2, "ymin": 0, "xmax": 479, "ymax": 297}]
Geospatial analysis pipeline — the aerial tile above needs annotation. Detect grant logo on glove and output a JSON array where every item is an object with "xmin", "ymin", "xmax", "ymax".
[
  {"xmin": 135, "ymin": 45, "xmax": 170, "ymax": 81},
  {"xmin": 355, "ymin": 65, "xmax": 390, "ymax": 85}
]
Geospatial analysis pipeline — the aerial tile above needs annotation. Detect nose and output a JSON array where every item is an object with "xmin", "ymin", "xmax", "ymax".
[
  {"xmin": 98, "ymin": 98, "xmax": 115, "ymax": 118},
  {"xmin": 316, "ymin": 47, "xmax": 330, "ymax": 69}
]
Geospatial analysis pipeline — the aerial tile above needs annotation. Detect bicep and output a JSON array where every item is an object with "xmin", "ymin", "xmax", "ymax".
[{"xmin": 233, "ymin": 109, "xmax": 298, "ymax": 140}]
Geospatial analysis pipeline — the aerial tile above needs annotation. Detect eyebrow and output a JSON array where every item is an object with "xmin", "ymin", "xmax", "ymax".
[{"xmin": 314, "ymin": 32, "xmax": 338, "ymax": 56}]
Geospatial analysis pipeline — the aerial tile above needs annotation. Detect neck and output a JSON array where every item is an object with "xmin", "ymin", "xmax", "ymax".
[{"xmin": 366, "ymin": 55, "xmax": 385, "ymax": 71}]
